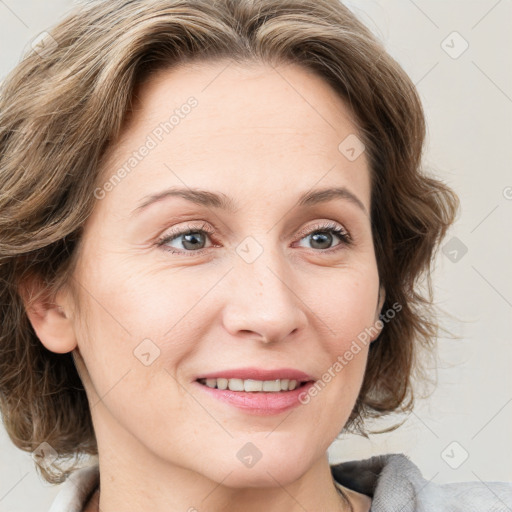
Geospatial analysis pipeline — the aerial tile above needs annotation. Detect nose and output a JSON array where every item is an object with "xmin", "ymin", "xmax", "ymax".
[{"xmin": 221, "ymin": 249, "xmax": 308, "ymax": 345}]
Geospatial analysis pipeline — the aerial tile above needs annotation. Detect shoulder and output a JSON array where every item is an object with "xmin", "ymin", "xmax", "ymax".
[
  {"xmin": 330, "ymin": 452, "xmax": 512, "ymax": 512},
  {"xmin": 47, "ymin": 464, "xmax": 99, "ymax": 512}
]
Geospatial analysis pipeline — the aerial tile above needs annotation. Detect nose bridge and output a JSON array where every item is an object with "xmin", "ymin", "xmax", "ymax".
[{"xmin": 222, "ymin": 235, "xmax": 306, "ymax": 343}]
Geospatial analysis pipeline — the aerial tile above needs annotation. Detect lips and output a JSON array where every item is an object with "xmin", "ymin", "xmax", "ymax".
[{"xmin": 193, "ymin": 367, "xmax": 317, "ymax": 415}]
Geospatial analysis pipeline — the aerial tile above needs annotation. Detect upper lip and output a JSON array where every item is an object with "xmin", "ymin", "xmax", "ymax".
[{"xmin": 195, "ymin": 367, "xmax": 316, "ymax": 382}]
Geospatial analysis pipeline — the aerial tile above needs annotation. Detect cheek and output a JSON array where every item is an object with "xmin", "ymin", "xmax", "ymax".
[
  {"xmin": 71, "ymin": 260, "xmax": 213, "ymax": 412},
  {"xmin": 73, "ymin": 284, "xmax": 194, "ymax": 440},
  {"xmin": 307, "ymin": 267, "xmax": 380, "ymax": 346},
  {"xmin": 298, "ymin": 266, "xmax": 379, "ymax": 401},
  {"xmin": 76, "ymin": 246, "xmax": 380, "ymax": 395}
]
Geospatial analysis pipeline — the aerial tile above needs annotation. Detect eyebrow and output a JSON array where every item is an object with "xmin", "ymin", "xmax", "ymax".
[{"xmin": 131, "ymin": 185, "xmax": 368, "ymax": 216}]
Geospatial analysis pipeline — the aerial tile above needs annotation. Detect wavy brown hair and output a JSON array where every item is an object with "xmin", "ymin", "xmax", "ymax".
[{"xmin": 0, "ymin": 0, "xmax": 459, "ymax": 484}]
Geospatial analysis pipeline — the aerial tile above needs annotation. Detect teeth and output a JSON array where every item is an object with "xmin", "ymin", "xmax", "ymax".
[
  {"xmin": 228, "ymin": 378, "xmax": 244, "ymax": 391},
  {"xmin": 217, "ymin": 378, "xmax": 228, "ymax": 390},
  {"xmin": 244, "ymin": 379, "xmax": 263, "ymax": 392},
  {"xmin": 262, "ymin": 380, "xmax": 280, "ymax": 392},
  {"xmin": 199, "ymin": 378, "xmax": 302, "ymax": 392}
]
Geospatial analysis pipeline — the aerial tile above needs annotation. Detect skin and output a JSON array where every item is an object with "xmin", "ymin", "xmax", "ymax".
[{"xmin": 24, "ymin": 60, "xmax": 385, "ymax": 512}]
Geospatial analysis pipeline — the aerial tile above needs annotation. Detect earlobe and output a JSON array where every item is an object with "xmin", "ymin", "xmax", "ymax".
[{"xmin": 18, "ymin": 275, "xmax": 77, "ymax": 354}]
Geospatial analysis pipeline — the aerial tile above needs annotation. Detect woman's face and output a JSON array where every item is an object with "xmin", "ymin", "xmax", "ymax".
[{"xmin": 66, "ymin": 60, "xmax": 384, "ymax": 486}]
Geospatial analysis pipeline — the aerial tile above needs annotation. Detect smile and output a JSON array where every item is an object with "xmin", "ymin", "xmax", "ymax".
[{"xmin": 192, "ymin": 378, "xmax": 315, "ymax": 416}]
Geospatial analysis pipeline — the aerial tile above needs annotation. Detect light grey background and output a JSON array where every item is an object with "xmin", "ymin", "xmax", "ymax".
[{"xmin": 1, "ymin": 1, "xmax": 511, "ymax": 510}]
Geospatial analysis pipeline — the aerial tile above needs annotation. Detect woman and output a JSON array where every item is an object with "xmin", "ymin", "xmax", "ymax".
[{"xmin": 0, "ymin": 1, "xmax": 510, "ymax": 511}]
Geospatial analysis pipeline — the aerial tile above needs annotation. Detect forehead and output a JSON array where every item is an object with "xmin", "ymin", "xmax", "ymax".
[
  {"xmin": 126, "ymin": 59, "xmax": 362, "ymax": 151},
  {"xmin": 95, "ymin": 60, "xmax": 371, "ymax": 217}
]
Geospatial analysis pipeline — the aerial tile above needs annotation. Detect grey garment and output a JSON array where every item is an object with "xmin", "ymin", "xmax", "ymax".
[
  {"xmin": 48, "ymin": 453, "xmax": 512, "ymax": 511},
  {"xmin": 331, "ymin": 453, "xmax": 512, "ymax": 512}
]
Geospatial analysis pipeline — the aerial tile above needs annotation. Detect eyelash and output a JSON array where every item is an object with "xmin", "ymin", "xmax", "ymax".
[{"xmin": 155, "ymin": 221, "xmax": 352, "ymax": 256}]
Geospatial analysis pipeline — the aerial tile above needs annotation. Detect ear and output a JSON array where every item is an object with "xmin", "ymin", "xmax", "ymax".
[
  {"xmin": 18, "ymin": 274, "xmax": 77, "ymax": 354},
  {"xmin": 370, "ymin": 284, "xmax": 386, "ymax": 342},
  {"xmin": 376, "ymin": 284, "xmax": 386, "ymax": 319}
]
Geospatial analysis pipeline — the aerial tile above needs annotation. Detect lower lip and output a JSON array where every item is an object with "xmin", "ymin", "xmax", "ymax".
[{"xmin": 193, "ymin": 380, "xmax": 315, "ymax": 415}]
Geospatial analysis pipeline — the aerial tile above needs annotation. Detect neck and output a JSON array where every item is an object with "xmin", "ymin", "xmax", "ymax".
[
  {"xmin": 95, "ymin": 452, "xmax": 350, "ymax": 512},
  {"xmin": 89, "ymin": 405, "xmax": 351, "ymax": 512}
]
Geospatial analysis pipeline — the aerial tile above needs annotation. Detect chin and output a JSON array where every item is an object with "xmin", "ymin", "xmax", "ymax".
[{"xmin": 196, "ymin": 439, "xmax": 319, "ymax": 488}]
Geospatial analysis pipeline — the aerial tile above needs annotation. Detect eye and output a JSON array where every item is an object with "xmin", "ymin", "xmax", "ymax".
[
  {"xmin": 156, "ymin": 220, "xmax": 352, "ymax": 256},
  {"xmin": 156, "ymin": 222, "xmax": 216, "ymax": 256},
  {"xmin": 294, "ymin": 221, "xmax": 352, "ymax": 252}
]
